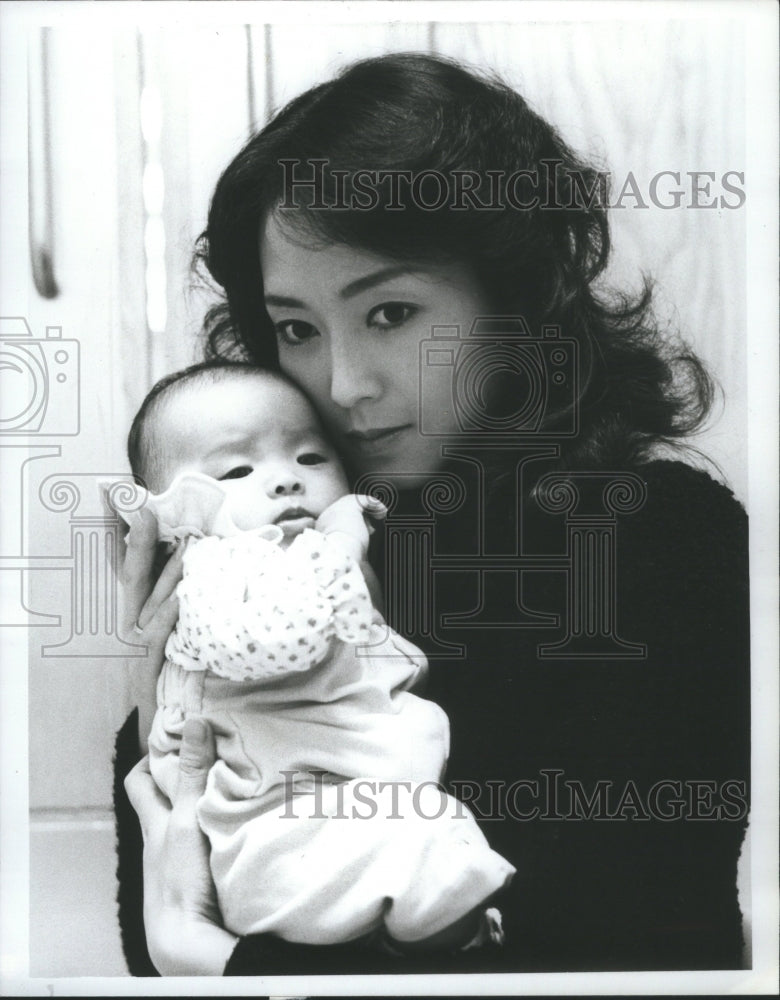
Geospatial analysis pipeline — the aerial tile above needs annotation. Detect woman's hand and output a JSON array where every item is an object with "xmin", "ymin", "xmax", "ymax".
[
  {"xmin": 119, "ymin": 508, "xmax": 184, "ymax": 749},
  {"xmin": 124, "ymin": 717, "xmax": 238, "ymax": 976}
]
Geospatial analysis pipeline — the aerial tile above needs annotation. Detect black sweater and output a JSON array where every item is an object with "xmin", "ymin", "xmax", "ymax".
[{"xmin": 114, "ymin": 460, "xmax": 750, "ymax": 974}]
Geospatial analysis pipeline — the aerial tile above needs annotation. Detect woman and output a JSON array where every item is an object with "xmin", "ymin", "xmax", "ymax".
[{"xmin": 117, "ymin": 53, "xmax": 750, "ymax": 975}]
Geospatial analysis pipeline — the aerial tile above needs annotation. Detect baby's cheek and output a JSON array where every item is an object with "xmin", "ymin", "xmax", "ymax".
[
  {"xmin": 224, "ymin": 486, "xmax": 276, "ymax": 531},
  {"xmin": 318, "ymin": 476, "xmax": 351, "ymax": 515}
]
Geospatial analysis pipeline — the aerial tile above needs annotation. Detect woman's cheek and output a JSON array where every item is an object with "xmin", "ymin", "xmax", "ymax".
[{"xmin": 279, "ymin": 352, "xmax": 327, "ymax": 410}]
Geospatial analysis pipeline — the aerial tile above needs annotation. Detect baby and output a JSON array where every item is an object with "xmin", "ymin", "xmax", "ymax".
[{"xmin": 126, "ymin": 360, "xmax": 515, "ymax": 950}]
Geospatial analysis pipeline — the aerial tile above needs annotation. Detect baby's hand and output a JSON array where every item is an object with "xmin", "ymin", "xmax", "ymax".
[{"xmin": 316, "ymin": 494, "xmax": 387, "ymax": 559}]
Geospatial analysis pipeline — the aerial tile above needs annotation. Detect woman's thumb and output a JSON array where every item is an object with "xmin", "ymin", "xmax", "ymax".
[{"xmin": 177, "ymin": 717, "xmax": 215, "ymax": 798}]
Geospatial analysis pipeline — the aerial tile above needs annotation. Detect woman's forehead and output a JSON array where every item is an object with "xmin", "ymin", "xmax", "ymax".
[
  {"xmin": 260, "ymin": 212, "xmax": 387, "ymax": 282},
  {"xmin": 259, "ymin": 211, "xmax": 481, "ymax": 302}
]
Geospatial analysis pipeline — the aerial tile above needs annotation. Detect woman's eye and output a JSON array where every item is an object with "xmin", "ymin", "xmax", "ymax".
[
  {"xmin": 275, "ymin": 319, "xmax": 318, "ymax": 345},
  {"xmin": 367, "ymin": 302, "xmax": 417, "ymax": 329},
  {"xmin": 219, "ymin": 466, "xmax": 253, "ymax": 481},
  {"xmin": 297, "ymin": 452, "xmax": 327, "ymax": 466}
]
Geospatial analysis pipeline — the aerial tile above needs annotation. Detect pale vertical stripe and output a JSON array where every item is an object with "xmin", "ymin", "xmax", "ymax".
[
  {"xmin": 113, "ymin": 29, "xmax": 149, "ymax": 427},
  {"xmin": 159, "ymin": 26, "xmax": 255, "ymax": 371}
]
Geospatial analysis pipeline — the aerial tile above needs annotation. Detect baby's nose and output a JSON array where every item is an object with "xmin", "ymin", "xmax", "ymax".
[{"xmin": 268, "ymin": 471, "xmax": 303, "ymax": 496}]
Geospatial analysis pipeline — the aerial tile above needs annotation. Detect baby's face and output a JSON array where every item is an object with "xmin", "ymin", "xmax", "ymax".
[{"xmin": 155, "ymin": 374, "xmax": 349, "ymax": 537}]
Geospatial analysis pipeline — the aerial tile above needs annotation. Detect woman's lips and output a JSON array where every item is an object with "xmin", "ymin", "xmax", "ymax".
[{"xmin": 345, "ymin": 425, "xmax": 413, "ymax": 454}]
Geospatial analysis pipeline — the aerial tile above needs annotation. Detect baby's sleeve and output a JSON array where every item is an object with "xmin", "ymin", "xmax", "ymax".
[
  {"xmin": 168, "ymin": 529, "xmax": 374, "ymax": 683},
  {"xmin": 138, "ymin": 473, "xmax": 237, "ymax": 542},
  {"xmin": 168, "ymin": 532, "xmax": 333, "ymax": 680},
  {"xmin": 284, "ymin": 530, "xmax": 374, "ymax": 644}
]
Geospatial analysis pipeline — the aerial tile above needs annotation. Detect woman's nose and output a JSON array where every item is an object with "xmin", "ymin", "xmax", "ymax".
[{"xmin": 328, "ymin": 333, "xmax": 382, "ymax": 409}]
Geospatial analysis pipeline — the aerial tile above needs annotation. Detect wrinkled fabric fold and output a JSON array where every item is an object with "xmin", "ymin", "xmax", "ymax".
[{"xmin": 167, "ymin": 528, "xmax": 374, "ymax": 681}]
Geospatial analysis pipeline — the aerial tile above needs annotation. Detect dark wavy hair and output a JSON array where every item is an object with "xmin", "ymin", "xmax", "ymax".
[{"xmin": 195, "ymin": 52, "xmax": 714, "ymax": 472}]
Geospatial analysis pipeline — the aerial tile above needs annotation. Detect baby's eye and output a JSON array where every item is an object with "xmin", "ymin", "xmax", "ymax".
[
  {"xmin": 297, "ymin": 452, "xmax": 327, "ymax": 466},
  {"xmin": 367, "ymin": 302, "xmax": 417, "ymax": 329},
  {"xmin": 219, "ymin": 466, "xmax": 253, "ymax": 481},
  {"xmin": 275, "ymin": 320, "xmax": 319, "ymax": 345}
]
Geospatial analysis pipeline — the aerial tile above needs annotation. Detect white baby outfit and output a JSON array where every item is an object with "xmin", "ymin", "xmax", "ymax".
[{"xmin": 142, "ymin": 474, "xmax": 515, "ymax": 943}]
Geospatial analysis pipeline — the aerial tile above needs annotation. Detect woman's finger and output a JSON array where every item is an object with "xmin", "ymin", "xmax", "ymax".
[
  {"xmin": 120, "ymin": 507, "xmax": 160, "ymax": 633},
  {"xmin": 137, "ymin": 541, "xmax": 185, "ymax": 630},
  {"xmin": 125, "ymin": 545, "xmax": 184, "ymax": 751},
  {"xmin": 142, "ymin": 591, "xmax": 181, "ymax": 650},
  {"xmin": 174, "ymin": 717, "xmax": 217, "ymax": 805}
]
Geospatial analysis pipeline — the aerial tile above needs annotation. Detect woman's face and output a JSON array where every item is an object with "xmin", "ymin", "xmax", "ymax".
[{"xmin": 260, "ymin": 213, "xmax": 493, "ymax": 483}]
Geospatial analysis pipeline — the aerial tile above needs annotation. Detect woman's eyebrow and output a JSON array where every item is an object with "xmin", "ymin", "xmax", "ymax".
[
  {"xmin": 264, "ymin": 265, "xmax": 418, "ymax": 309},
  {"xmin": 338, "ymin": 265, "xmax": 415, "ymax": 300},
  {"xmin": 264, "ymin": 293, "xmax": 306, "ymax": 309}
]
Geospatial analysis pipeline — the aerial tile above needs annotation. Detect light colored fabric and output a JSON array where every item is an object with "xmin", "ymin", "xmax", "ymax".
[
  {"xmin": 205, "ymin": 778, "xmax": 515, "ymax": 943},
  {"xmin": 128, "ymin": 472, "xmax": 247, "ymax": 542},
  {"xmin": 167, "ymin": 527, "xmax": 374, "ymax": 681},
  {"xmin": 148, "ymin": 520, "xmax": 516, "ymax": 942},
  {"xmin": 150, "ymin": 600, "xmax": 448, "ymax": 808}
]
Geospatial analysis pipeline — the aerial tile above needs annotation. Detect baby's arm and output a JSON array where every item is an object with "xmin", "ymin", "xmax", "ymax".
[
  {"xmin": 315, "ymin": 494, "xmax": 387, "ymax": 565},
  {"xmin": 315, "ymin": 493, "xmax": 387, "ymax": 616}
]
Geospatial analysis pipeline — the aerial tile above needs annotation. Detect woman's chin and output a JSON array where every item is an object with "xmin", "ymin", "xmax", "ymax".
[{"xmin": 352, "ymin": 461, "xmax": 444, "ymax": 490}]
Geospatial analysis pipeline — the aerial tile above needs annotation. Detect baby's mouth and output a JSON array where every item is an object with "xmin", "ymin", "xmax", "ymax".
[{"xmin": 273, "ymin": 506, "xmax": 315, "ymax": 528}]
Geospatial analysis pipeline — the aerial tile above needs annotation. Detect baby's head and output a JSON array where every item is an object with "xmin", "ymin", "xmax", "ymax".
[{"xmin": 128, "ymin": 361, "xmax": 349, "ymax": 536}]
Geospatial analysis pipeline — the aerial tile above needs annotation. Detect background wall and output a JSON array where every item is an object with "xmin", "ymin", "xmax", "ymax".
[{"xmin": 1, "ymin": 9, "xmax": 747, "ymax": 978}]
